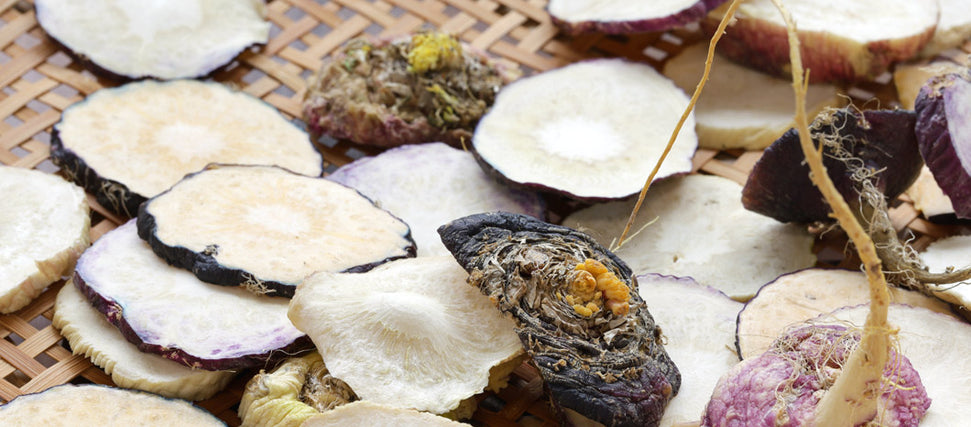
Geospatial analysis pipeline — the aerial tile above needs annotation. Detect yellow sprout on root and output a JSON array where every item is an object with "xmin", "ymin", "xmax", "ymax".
[
  {"xmin": 565, "ymin": 259, "xmax": 631, "ymax": 317},
  {"xmin": 407, "ymin": 32, "xmax": 463, "ymax": 74}
]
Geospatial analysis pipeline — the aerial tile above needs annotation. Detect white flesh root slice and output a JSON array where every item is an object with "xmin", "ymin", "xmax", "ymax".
[
  {"xmin": 813, "ymin": 304, "xmax": 971, "ymax": 426},
  {"xmin": 663, "ymin": 43, "xmax": 842, "ymax": 150},
  {"xmin": 35, "ymin": 0, "xmax": 269, "ymax": 80},
  {"xmin": 563, "ymin": 174, "xmax": 815, "ymax": 299},
  {"xmin": 919, "ymin": 0, "xmax": 971, "ymax": 57},
  {"xmin": 547, "ymin": 0, "xmax": 724, "ymax": 33},
  {"xmin": 0, "ymin": 166, "xmax": 89, "ymax": 313},
  {"xmin": 736, "ymin": 268, "xmax": 956, "ymax": 360},
  {"xmin": 52, "ymin": 282, "xmax": 236, "ymax": 401},
  {"xmin": 905, "ymin": 166, "xmax": 957, "ymax": 220},
  {"xmin": 327, "ymin": 142, "xmax": 545, "ymax": 257},
  {"xmin": 893, "ymin": 53, "xmax": 968, "ymax": 110},
  {"xmin": 302, "ymin": 401, "xmax": 468, "ymax": 426},
  {"xmin": 288, "ymin": 256, "xmax": 523, "ymax": 416},
  {"xmin": 920, "ymin": 235, "xmax": 971, "ymax": 312},
  {"xmin": 636, "ymin": 274, "xmax": 742, "ymax": 427},
  {"xmin": 472, "ymin": 59, "xmax": 697, "ymax": 200},
  {"xmin": 0, "ymin": 384, "xmax": 224, "ymax": 426}
]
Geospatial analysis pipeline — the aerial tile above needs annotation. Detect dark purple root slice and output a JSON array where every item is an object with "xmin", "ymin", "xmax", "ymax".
[
  {"xmin": 74, "ymin": 221, "xmax": 312, "ymax": 371},
  {"xmin": 915, "ymin": 72, "xmax": 971, "ymax": 219},
  {"xmin": 702, "ymin": 324, "xmax": 929, "ymax": 427},
  {"xmin": 438, "ymin": 212, "xmax": 680, "ymax": 427},
  {"xmin": 742, "ymin": 108, "xmax": 923, "ymax": 223},
  {"xmin": 548, "ymin": 0, "xmax": 728, "ymax": 35}
]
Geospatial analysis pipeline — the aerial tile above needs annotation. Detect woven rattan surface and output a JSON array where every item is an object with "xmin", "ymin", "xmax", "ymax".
[{"xmin": 1, "ymin": 0, "xmax": 969, "ymax": 425}]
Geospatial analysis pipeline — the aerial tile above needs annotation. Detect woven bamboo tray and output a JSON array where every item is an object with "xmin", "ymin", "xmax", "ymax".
[{"xmin": 1, "ymin": 0, "xmax": 968, "ymax": 425}]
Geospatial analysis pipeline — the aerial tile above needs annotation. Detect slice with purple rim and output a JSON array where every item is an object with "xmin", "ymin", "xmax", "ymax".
[
  {"xmin": 548, "ymin": 0, "xmax": 729, "ymax": 35},
  {"xmin": 915, "ymin": 71, "xmax": 971, "ymax": 219}
]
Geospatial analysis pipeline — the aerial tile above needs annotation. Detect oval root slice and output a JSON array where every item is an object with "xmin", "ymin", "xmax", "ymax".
[
  {"xmin": 915, "ymin": 72, "xmax": 971, "ymax": 219},
  {"xmin": 547, "ymin": 0, "xmax": 729, "ymax": 35},
  {"xmin": 301, "ymin": 401, "xmax": 469, "ymax": 427}
]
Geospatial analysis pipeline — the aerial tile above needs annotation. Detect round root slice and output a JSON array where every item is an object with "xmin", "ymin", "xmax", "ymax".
[
  {"xmin": 916, "ymin": 72, "xmax": 971, "ymax": 219},
  {"xmin": 239, "ymin": 352, "xmax": 357, "ymax": 427},
  {"xmin": 0, "ymin": 166, "xmax": 89, "ymax": 314},
  {"xmin": 472, "ymin": 58, "xmax": 697, "ymax": 201},
  {"xmin": 0, "ymin": 384, "xmax": 225, "ymax": 426},
  {"xmin": 919, "ymin": 0, "xmax": 971, "ymax": 58},
  {"xmin": 547, "ymin": 0, "xmax": 728, "ymax": 35},
  {"xmin": 813, "ymin": 304, "xmax": 971, "ymax": 426},
  {"xmin": 564, "ymin": 174, "xmax": 816, "ymax": 300},
  {"xmin": 138, "ymin": 164, "xmax": 415, "ymax": 297},
  {"xmin": 327, "ymin": 142, "xmax": 545, "ymax": 257},
  {"xmin": 663, "ymin": 43, "xmax": 842, "ymax": 150},
  {"xmin": 636, "ymin": 274, "xmax": 742, "ymax": 427},
  {"xmin": 51, "ymin": 79, "xmax": 323, "ymax": 218},
  {"xmin": 735, "ymin": 268, "xmax": 955, "ymax": 360},
  {"xmin": 920, "ymin": 235, "xmax": 971, "ymax": 312},
  {"xmin": 52, "ymin": 281, "xmax": 236, "ymax": 401},
  {"xmin": 701, "ymin": 324, "xmax": 930, "ymax": 427},
  {"xmin": 34, "ymin": 0, "xmax": 269, "ymax": 80},
  {"xmin": 74, "ymin": 220, "xmax": 312, "ymax": 371},
  {"xmin": 301, "ymin": 401, "xmax": 469, "ymax": 427},
  {"xmin": 288, "ymin": 256, "xmax": 524, "ymax": 417},
  {"xmin": 704, "ymin": 0, "xmax": 938, "ymax": 83}
]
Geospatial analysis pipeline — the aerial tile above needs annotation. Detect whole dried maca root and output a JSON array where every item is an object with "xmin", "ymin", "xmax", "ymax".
[
  {"xmin": 438, "ymin": 212, "xmax": 680, "ymax": 427},
  {"xmin": 303, "ymin": 32, "xmax": 515, "ymax": 148}
]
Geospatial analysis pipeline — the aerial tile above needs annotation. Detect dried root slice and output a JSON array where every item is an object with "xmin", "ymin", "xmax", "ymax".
[
  {"xmin": 35, "ymin": 0, "xmax": 269, "ymax": 80},
  {"xmin": 138, "ymin": 164, "xmax": 414, "ymax": 297},
  {"xmin": 894, "ymin": 52, "xmax": 969, "ymax": 110},
  {"xmin": 704, "ymin": 0, "xmax": 938, "ymax": 83},
  {"xmin": 239, "ymin": 352, "xmax": 356, "ymax": 427},
  {"xmin": 51, "ymin": 80, "xmax": 322, "ymax": 218},
  {"xmin": 906, "ymin": 166, "xmax": 960, "ymax": 222},
  {"xmin": 0, "ymin": 166, "xmax": 89, "ymax": 313},
  {"xmin": 636, "ymin": 274, "xmax": 742, "ymax": 427},
  {"xmin": 915, "ymin": 71, "xmax": 971, "ymax": 219},
  {"xmin": 438, "ymin": 212, "xmax": 680, "ymax": 427},
  {"xmin": 303, "ymin": 32, "xmax": 514, "ymax": 148},
  {"xmin": 919, "ymin": 0, "xmax": 971, "ymax": 58},
  {"xmin": 74, "ymin": 221, "xmax": 312, "ymax": 371},
  {"xmin": 663, "ymin": 43, "xmax": 843, "ymax": 150},
  {"xmin": 564, "ymin": 174, "xmax": 815, "ymax": 300},
  {"xmin": 920, "ymin": 235, "xmax": 971, "ymax": 312},
  {"xmin": 0, "ymin": 384, "xmax": 224, "ymax": 426},
  {"xmin": 547, "ymin": 0, "xmax": 728, "ymax": 35},
  {"xmin": 701, "ymin": 324, "xmax": 930, "ymax": 426},
  {"xmin": 288, "ymin": 256, "xmax": 524, "ymax": 418},
  {"xmin": 472, "ymin": 59, "xmax": 697, "ymax": 201},
  {"xmin": 53, "ymin": 282, "xmax": 236, "ymax": 401},
  {"xmin": 301, "ymin": 401, "xmax": 469, "ymax": 426},
  {"xmin": 327, "ymin": 142, "xmax": 545, "ymax": 257},
  {"xmin": 735, "ymin": 268, "xmax": 955, "ymax": 360}
]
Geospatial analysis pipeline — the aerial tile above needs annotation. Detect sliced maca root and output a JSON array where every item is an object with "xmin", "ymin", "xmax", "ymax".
[
  {"xmin": 0, "ymin": 384, "xmax": 225, "ymax": 426},
  {"xmin": 303, "ymin": 32, "xmax": 515, "ymax": 148},
  {"xmin": 35, "ymin": 0, "xmax": 269, "ymax": 80},
  {"xmin": 51, "ymin": 79, "xmax": 323, "ymax": 218},
  {"xmin": 0, "ymin": 166, "xmax": 89, "ymax": 314},
  {"xmin": 438, "ymin": 212, "xmax": 680, "ymax": 427},
  {"xmin": 919, "ymin": 235, "xmax": 971, "ymax": 312},
  {"xmin": 472, "ymin": 59, "xmax": 697, "ymax": 201},
  {"xmin": 137, "ymin": 164, "xmax": 415, "ymax": 297},
  {"xmin": 301, "ymin": 401, "xmax": 469, "ymax": 427},
  {"xmin": 915, "ymin": 71, "xmax": 971, "ymax": 219},
  {"xmin": 547, "ymin": 0, "xmax": 728, "ymax": 35},
  {"xmin": 74, "ymin": 220, "xmax": 312, "ymax": 371},
  {"xmin": 327, "ymin": 142, "xmax": 545, "ymax": 257},
  {"xmin": 918, "ymin": 0, "xmax": 971, "ymax": 58}
]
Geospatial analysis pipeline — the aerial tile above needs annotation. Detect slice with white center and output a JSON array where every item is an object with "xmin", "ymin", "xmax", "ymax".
[
  {"xmin": 919, "ymin": 0, "xmax": 971, "ymax": 57},
  {"xmin": 138, "ymin": 164, "xmax": 415, "ymax": 297},
  {"xmin": 51, "ymin": 79, "xmax": 323, "ymax": 218},
  {"xmin": 74, "ymin": 220, "xmax": 312, "ymax": 371},
  {"xmin": 472, "ymin": 59, "xmax": 697, "ymax": 201},
  {"xmin": 53, "ymin": 281, "xmax": 236, "ymax": 400},
  {"xmin": 35, "ymin": 0, "xmax": 269, "ymax": 80},
  {"xmin": 547, "ymin": 0, "xmax": 728, "ymax": 35},
  {"xmin": 919, "ymin": 235, "xmax": 971, "ymax": 311},
  {"xmin": 0, "ymin": 166, "xmax": 89, "ymax": 313}
]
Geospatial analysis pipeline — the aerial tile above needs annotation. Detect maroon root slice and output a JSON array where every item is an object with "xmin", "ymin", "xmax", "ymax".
[
  {"xmin": 915, "ymin": 72, "xmax": 971, "ymax": 219},
  {"xmin": 742, "ymin": 108, "xmax": 923, "ymax": 223},
  {"xmin": 137, "ymin": 164, "xmax": 415, "ymax": 297},
  {"xmin": 547, "ymin": 0, "xmax": 728, "ymax": 35},
  {"xmin": 74, "ymin": 220, "xmax": 312, "ymax": 371},
  {"xmin": 438, "ymin": 212, "xmax": 680, "ymax": 427}
]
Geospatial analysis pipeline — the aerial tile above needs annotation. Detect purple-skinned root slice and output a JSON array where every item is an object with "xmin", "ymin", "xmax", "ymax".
[
  {"xmin": 703, "ymin": 0, "xmax": 938, "ymax": 83},
  {"xmin": 52, "ymin": 282, "xmax": 236, "ymax": 401},
  {"xmin": 472, "ymin": 59, "xmax": 697, "ymax": 201},
  {"xmin": 74, "ymin": 220, "xmax": 312, "ymax": 371},
  {"xmin": 915, "ymin": 71, "xmax": 971, "ymax": 219},
  {"xmin": 0, "ymin": 166, "xmax": 89, "ymax": 314},
  {"xmin": 438, "ymin": 212, "xmax": 680, "ymax": 427},
  {"xmin": 301, "ymin": 401, "xmax": 469, "ymax": 427},
  {"xmin": 547, "ymin": 0, "xmax": 728, "ymax": 35},
  {"xmin": 327, "ymin": 142, "xmax": 545, "ymax": 256},
  {"xmin": 735, "ymin": 268, "xmax": 955, "ymax": 360},
  {"xmin": 0, "ymin": 384, "xmax": 225, "ymax": 426},
  {"xmin": 137, "ymin": 164, "xmax": 415, "ymax": 297},
  {"xmin": 50, "ymin": 79, "xmax": 323, "ymax": 218},
  {"xmin": 34, "ymin": 0, "xmax": 269, "ymax": 81},
  {"xmin": 894, "ymin": 52, "xmax": 969, "ymax": 110},
  {"xmin": 701, "ymin": 324, "xmax": 930, "ymax": 427}
]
